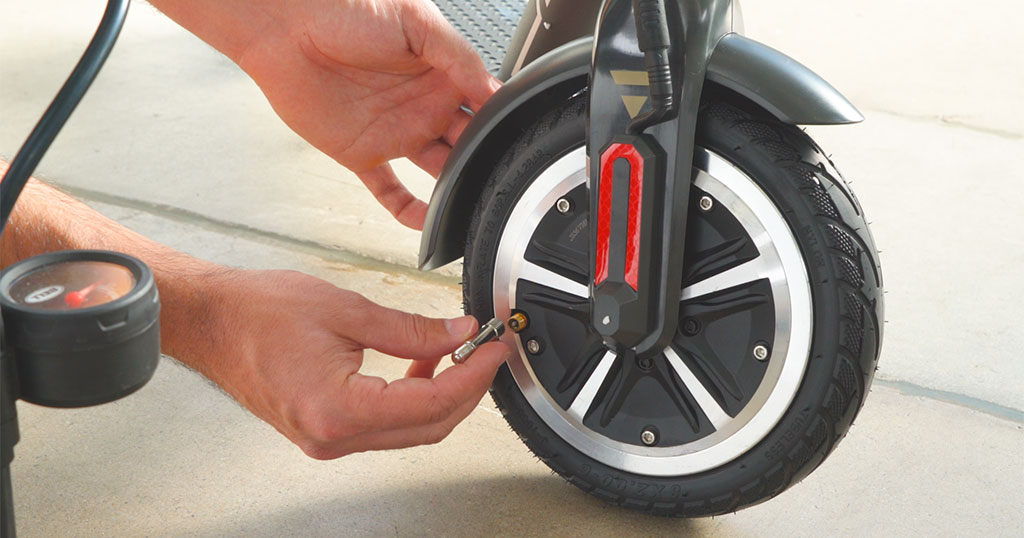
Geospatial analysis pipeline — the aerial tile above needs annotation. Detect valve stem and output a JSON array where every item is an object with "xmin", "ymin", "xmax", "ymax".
[{"xmin": 508, "ymin": 312, "xmax": 529, "ymax": 333}]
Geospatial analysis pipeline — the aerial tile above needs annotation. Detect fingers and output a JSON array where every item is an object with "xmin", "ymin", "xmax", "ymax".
[
  {"xmin": 355, "ymin": 164, "xmax": 428, "ymax": 229},
  {"xmin": 402, "ymin": 0, "xmax": 500, "ymax": 107},
  {"xmin": 320, "ymin": 342, "xmax": 509, "ymax": 457},
  {"xmin": 327, "ymin": 395, "xmax": 479, "ymax": 457},
  {"xmin": 348, "ymin": 298, "xmax": 478, "ymax": 360},
  {"xmin": 355, "ymin": 106, "xmax": 470, "ymax": 212},
  {"xmin": 410, "ymin": 108, "xmax": 470, "ymax": 178},
  {"xmin": 411, "ymin": 140, "xmax": 450, "ymax": 178},
  {"xmin": 405, "ymin": 356, "xmax": 442, "ymax": 378},
  {"xmin": 462, "ymin": 98, "xmax": 485, "ymax": 114},
  {"xmin": 370, "ymin": 341, "xmax": 507, "ymax": 428},
  {"xmin": 445, "ymin": 109, "xmax": 472, "ymax": 146}
]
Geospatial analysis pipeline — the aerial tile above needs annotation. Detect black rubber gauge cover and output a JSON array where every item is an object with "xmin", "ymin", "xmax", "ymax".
[{"xmin": 0, "ymin": 250, "xmax": 160, "ymax": 408}]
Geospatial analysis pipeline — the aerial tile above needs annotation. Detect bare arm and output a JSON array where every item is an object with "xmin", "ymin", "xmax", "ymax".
[
  {"xmin": 0, "ymin": 163, "xmax": 226, "ymax": 371},
  {"xmin": 0, "ymin": 163, "xmax": 508, "ymax": 458},
  {"xmin": 148, "ymin": 0, "xmax": 500, "ymax": 229},
  {"xmin": 1, "ymin": 0, "xmax": 508, "ymax": 458}
]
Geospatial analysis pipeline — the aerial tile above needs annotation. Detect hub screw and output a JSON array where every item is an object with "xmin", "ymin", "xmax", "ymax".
[
  {"xmin": 698, "ymin": 195, "xmax": 714, "ymax": 211},
  {"xmin": 526, "ymin": 339, "xmax": 542, "ymax": 355},
  {"xmin": 753, "ymin": 344, "xmax": 770, "ymax": 361},
  {"xmin": 682, "ymin": 318, "xmax": 701, "ymax": 336},
  {"xmin": 556, "ymin": 197, "xmax": 572, "ymax": 214},
  {"xmin": 637, "ymin": 356, "xmax": 653, "ymax": 370},
  {"xmin": 641, "ymin": 428, "xmax": 657, "ymax": 446}
]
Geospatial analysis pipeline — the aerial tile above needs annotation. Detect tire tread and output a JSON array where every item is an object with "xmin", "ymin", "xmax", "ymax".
[{"xmin": 463, "ymin": 93, "xmax": 884, "ymax": 517}]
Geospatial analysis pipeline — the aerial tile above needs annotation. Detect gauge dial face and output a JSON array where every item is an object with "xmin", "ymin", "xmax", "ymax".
[{"xmin": 6, "ymin": 260, "xmax": 136, "ymax": 311}]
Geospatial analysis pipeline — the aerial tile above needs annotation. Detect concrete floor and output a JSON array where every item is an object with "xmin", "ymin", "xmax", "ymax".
[{"xmin": 2, "ymin": 1, "xmax": 1023, "ymax": 536}]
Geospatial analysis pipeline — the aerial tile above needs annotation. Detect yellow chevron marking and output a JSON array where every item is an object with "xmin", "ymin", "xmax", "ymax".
[
  {"xmin": 610, "ymin": 70, "xmax": 650, "ymax": 86},
  {"xmin": 621, "ymin": 95, "xmax": 648, "ymax": 118}
]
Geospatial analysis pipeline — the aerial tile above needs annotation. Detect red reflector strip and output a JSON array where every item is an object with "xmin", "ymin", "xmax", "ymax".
[
  {"xmin": 595, "ymin": 148, "xmax": 615, "ymax": 287},
  {"xmin": 596, "ymin": 143, "xmax": 644, "ymax": 291},
  {"xmin": 624, "ymin": 147, "xmax": 643, "ymax": 291}
]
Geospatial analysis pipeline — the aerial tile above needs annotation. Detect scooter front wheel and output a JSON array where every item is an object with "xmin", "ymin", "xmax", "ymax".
[{"xmin": 462, "ymin": 90, "xmax": 883, "ymax": 516}]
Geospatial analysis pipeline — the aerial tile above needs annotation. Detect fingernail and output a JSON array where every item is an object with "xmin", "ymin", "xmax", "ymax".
[
  {"xmin": 446, "ymin": 316, "xmax": 478, "ymax": 338},
  {"xmin": 489, "ymin": 77, "xmax": 503, "ymax": 93}
]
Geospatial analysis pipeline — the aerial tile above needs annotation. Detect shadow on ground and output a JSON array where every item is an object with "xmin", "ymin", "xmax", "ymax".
[{"xmin": 181, "ymin": 474, "xmax": 727, "ymax": 537}]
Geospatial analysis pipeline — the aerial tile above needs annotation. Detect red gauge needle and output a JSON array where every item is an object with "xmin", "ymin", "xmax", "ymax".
[{"xmin": 65, "ymin": 281, "xmax": 101, "ymax": 308}]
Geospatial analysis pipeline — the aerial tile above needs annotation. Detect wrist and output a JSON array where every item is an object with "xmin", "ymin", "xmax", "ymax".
[
  {"xmin": 147, "ymin": 0, "xmax": 279, "ymax": 64},
  {"xmin": 154, "ymin": 259, "xmax": 240, "ymax": 377}
]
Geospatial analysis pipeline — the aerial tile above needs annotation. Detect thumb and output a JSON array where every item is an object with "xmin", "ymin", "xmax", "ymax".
[
  {"xmin": 402, "ymin": 1, "xmax": 501, "ymax": 107},
  {"xmin": 350, "ymin": 300, "xmax": 479, "ymax": 361}
]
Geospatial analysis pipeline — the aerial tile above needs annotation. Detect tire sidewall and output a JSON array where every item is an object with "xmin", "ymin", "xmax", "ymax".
[{"xmin": 464, "ymin": 93, "xmax": 870, "ymax": 513}]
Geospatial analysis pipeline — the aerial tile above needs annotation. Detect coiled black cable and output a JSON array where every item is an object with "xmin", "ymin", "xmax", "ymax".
[
  {"xmin": 626, "ymin": 0, "xmax": 675, "ymax": 135},
  {"xmin": 0, "ymin": 0, "xmax": 130, "ymax": 235}
]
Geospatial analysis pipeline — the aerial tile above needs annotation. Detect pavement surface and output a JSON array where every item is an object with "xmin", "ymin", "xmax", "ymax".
[{"xmin": 2, "ymin": 1, "xmax": 1023, "ymax": 536}]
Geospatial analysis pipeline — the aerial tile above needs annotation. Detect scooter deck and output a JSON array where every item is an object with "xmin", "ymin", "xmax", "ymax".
[{"xmin": 433, "ymin": 0, "xmax": 526, "ymax": 75}]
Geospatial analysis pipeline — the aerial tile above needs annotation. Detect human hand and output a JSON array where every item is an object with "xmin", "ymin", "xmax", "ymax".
[
  {"xmin": 235, "ymin": 0, "xmax": 500, "ymax": 229},
  {"xmin": 0, "ymin": 164, "xmax": 510, "ymax": 459},
  {"xmin": 197, "ymin": 269, "xmax": 509, "ymax": 459}
]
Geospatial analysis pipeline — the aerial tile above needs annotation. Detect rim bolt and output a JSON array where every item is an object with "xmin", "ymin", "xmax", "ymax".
[
  {"xmin": 698, "ymin": 195, "xmax": 714, "ymax": 211},
  {"xmin": 526, "ymin": 339, "xmax": 542, "ymax": 355},
  {"xmin": 637, "ymin": 357, "xmax": 653, "ymax": 370},
  {"xmin": 556, "ymin": 198, "xmax": 572, "ymax": 214},
  {"xmin": 641, "ymin": 429, "xmax": 657, "ymax": 446},
  {"xmin": 753, "ymin": 344, "xmax": 770, "ymax": 361},
  {"xmin": 682, "ymin": 318, "xmax": 701, "ymax": 336}
]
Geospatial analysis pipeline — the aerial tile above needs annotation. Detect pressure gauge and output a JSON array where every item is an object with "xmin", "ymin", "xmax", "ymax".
[{"xmin": 0, "ymin": 250, "xmax": 160, "ymax": 408}]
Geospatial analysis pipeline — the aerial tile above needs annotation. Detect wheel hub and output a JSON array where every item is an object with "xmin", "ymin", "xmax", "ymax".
[{"xmin": 491, "ymin": 146, "xmax": 812, "ymax": 476}]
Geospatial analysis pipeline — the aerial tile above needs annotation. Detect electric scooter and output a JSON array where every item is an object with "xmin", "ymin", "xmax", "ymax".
[
  {"xmin": 424, "ymin": 0, "xmax": 883, "ymax": 516},
  {"xmin": 0, "ymin": 1, "xmax": 884, "ymax": 529}
]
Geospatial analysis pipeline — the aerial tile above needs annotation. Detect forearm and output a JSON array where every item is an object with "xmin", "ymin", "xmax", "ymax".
[
  {"xmin": 0, "ymin": 163, "xmax": 232, "ymax": 376},
  {"xmin": 147, "ymin": 0, "xmax": 280, "ymax": 63}
]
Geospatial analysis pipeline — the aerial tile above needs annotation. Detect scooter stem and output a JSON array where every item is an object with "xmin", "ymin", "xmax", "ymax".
[
  {"xmin": 627, "ymin": 0, "xmax": 674, "ymax": 135},
  {"xmin": 589, "ymin": 0, "xmax": 729, "ymax": 357}
]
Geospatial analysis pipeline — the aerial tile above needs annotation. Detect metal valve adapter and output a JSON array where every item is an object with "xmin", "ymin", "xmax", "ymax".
[{"xmin": 452, "ymin": 318, "xmax": 506, "ymax": 363}]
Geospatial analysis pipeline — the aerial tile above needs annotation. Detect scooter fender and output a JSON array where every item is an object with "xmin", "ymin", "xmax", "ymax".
[
  {"xmin": 417, "ymin": 34, "xmax": 862, "ymax": 271},
  {"xmin": 418, "ymin": 38, "xmax": 592, "ymax": 271},
  {"xmin": 707, "ymin": 33, "xmax": 863, "ymax": 125}
]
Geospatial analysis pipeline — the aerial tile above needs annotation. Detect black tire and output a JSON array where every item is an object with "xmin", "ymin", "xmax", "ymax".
[{"xmin": 463, "ymin": 89, "xmax": 883, "ymax": 517}]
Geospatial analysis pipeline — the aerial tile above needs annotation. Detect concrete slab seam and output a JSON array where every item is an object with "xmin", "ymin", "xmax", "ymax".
[
  {"xmin": 40, "ymin": 178, "xmax": 1024, "ymax": 426},
  {"xmin": 859, "ymin": 107, "xmax": 1024, "ymax": 140},
  {"xmin": 875, "ymin": 378, "xmax": 1024, "ymax": 424},
  {"xmin": 48, "ymin": 180, "xmax": 461, "ymax": 288}
]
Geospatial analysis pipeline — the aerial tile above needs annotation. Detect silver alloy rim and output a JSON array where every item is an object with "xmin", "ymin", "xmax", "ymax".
[{"xmin": 491, "ymin": 145, "xmax": 813, "ymax": 476}]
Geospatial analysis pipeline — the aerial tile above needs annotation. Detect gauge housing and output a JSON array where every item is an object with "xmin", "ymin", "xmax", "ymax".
[{"xmin": 0, "ymin": 250, "xmax": 160, "ymax": 407}]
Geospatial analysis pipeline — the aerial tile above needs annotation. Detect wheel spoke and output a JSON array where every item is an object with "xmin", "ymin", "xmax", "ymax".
[
  {"xmin": 532, "ymin": 239, "xmax": 588, "ymax": 282},
  {"xmin": 597, "ymin": 354, "xmax": 637, "ymax": 427},
  {"xmin": 684, "ymin": 288, "xmax": 770, "ymax": 325},
  {"xmin": 519, "ymin": 260, "xmax": 588, "ymax": 298},
  {"xmin": 556, "ymin": 334, "xmax": 607, "ymax": 392},
  {"xmin": 664, "ymin": 346, "xmax": 731, "ymax": 429},
  {"xmin": 676, "ymin": 338, "xmax": 743, "ymax": 400},
  {"xmin": 566, "ymin": 351, "xmax": 617, "ymax": 421},
  {"xmin": 521, "ymin": 289, "xmax": 589, "ymax": 325},
  {"xmin": 683, "ymin": 236, "xmax": 748, "ymax": 284},
  {"xmin": 651, "ymin": 357, "xmax": 701, "ymax": 431},
  {"xmin": 681, "ymin": 256, "xmax": 771, "ymax": 301}
]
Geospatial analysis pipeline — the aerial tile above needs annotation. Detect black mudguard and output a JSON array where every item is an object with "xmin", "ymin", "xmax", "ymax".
[
  {"xmin": 417, "ymin": 34, "xmax": 862, "ymax": 271},
  {"xmin": 418, "ymin": 38, "xmax": 592, "ymax": 271}
]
